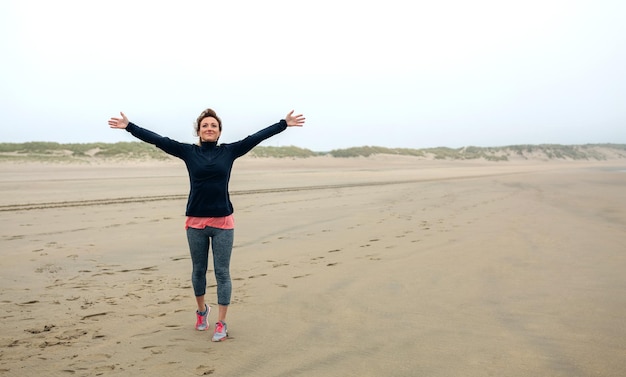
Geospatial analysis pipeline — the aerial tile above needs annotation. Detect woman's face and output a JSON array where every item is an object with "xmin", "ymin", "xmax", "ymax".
[{"xmin": 198, "ymin": 116, "xmax": 221, "ymax": 142}]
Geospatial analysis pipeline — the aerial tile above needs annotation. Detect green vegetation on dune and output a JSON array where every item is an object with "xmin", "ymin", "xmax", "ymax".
[
  {"xmin": 248, "ymin": 146, "xmax": 319, "ymax": 158},
  {"xmin": 328, "ymin": 146, "xmax": 425, "ymax": 158},
  {"xmin": 0, "ymin": 141, "xmax": 170, "ymax": 162},
  {"xmin": 329, "ymin": 144, "xmax": 626, "ymax": 161},
  {"xmin": 0, "ymin": 142, "xmax": 625, "ymax": 162},
  {"xmin": 92, "ymin": 142, "xmax": 170, "ymax": 159}
]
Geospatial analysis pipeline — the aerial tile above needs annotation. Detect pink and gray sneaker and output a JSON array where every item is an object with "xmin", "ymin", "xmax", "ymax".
[
  {"xmin": 212, "ymin": 321, "xmax": 228, "ymax": 342},
  {"xmin": 195, "ymin": 304, "xmax": 210, "ymax": 331}
]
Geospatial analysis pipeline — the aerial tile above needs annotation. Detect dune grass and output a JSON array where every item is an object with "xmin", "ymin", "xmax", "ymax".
[{"xmin": 1, "ymin": 142, "xmax": 624, "ymax": 162}]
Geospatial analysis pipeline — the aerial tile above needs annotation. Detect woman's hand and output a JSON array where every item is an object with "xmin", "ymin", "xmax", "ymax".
[
  {"xmin": 108, "ymin": 112, "xmax": 129, "ymax": 129},
  {"xmin": 285, "ymin": 110, "xmax": 305, "ymax": 127}
]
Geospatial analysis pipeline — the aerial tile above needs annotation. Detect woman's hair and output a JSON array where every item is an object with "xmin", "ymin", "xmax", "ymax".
[{"xmin": 195, "ymin": 108, "xmax": 222, "ymax": 140}]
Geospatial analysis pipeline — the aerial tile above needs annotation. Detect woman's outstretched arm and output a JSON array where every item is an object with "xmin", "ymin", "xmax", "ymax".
[{"xmin": 107, "ymin": 111, "xmax": 188, "ymax": 158}]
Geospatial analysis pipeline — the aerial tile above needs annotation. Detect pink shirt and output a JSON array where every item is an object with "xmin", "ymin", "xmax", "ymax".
[{"xmin": 185, "ymin": 214, "xmax": 235, "ymax": 230}]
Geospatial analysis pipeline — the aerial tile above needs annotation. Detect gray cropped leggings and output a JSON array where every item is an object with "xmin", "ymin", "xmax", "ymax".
[{"xmin": 186, "ymin": 226, "xmax": 234, "ymax": 306}]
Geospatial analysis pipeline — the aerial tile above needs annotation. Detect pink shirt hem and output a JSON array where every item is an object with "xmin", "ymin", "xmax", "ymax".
[{"xmin": 185, "ymin": 215, "xmax": 235, "ymax": 230}]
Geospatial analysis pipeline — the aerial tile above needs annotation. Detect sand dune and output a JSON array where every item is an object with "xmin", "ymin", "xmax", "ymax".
[{"xmin": 1, "ymin": 157, "xmax": 625, "ymax": 376}]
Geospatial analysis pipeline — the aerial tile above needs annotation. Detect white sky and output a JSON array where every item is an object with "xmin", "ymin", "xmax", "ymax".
[{"xmin": 1, "ymin": 0, "xmax": 625, "ymax": 151}]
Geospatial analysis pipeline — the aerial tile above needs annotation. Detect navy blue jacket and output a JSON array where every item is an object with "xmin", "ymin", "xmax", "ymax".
[{"xmin": 126, "ymin": 120, "xmax": 288, "ymax": 217}]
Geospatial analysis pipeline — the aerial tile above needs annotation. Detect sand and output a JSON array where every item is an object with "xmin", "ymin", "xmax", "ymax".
[{"xmin": 1, "ymin": 156, "xmax": 625, "ymax": 376}]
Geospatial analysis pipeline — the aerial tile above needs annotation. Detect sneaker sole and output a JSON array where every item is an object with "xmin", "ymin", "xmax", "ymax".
[{"xmin": 212, "ymin": 334, "xmax": 228, "ymax": 342}]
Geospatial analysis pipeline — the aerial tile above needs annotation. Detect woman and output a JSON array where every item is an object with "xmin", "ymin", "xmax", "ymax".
[{"xmin": 108, "ymin": 109, "xmax": 305, "ymax": 341}]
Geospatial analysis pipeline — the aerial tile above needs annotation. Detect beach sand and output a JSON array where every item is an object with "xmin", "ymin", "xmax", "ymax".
[{"xmin": 1, "ymin": 157, "xmax": 625, "ymax": 376}]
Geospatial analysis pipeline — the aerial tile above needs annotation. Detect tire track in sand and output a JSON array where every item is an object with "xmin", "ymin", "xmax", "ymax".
[{"xmin": 0, "ymin": 172, "xmax": 524, "ymax": 212}]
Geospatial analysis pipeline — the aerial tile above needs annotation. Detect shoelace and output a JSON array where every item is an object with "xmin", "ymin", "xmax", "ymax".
[
  {"xmin": 196, "ymin": 308, "xmax": 208, "ymax": 326},
  {"xmin": 196, "ymin": 314, "xmax": 205, "ymax": 325}
]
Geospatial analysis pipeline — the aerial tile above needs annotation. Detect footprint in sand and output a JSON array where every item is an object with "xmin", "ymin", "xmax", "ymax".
[
  {"xmin": 119, "ymin": 266, "xmax": 158, "ymax": 273},
  {"xmin": 80, "ymin": 299, "xmax": 94, "ymax": 310},
  {"xmin": 17, "ymin": 300, "xmax": 39, "ymax": 305},
  {"xmin": 94, "ymin": 365, "xmax": 116, "ymax": 372},
  {"xmin": 143, "ymin": 345, "xmax": 164, "ymax": 354},
  {"xmin": 35, "ymin": 264, "xmax": 62, "ymax": 273},
  {"xmin": 80, "ymin": 312, "xmax": 108, "ymax": 321},
  {"xmin": 248, "ymin": 274, "xmax": 267, "ymax": 279},
  {"xmin": 271, "ymin": 262, "xmax": 289, "ymax": 268},
  {"xmin": 25, "ymin": 324, "xmax": 55, "ymax": 334},
  {"xmin": 56, "ymin": 328, "xmax": 88, "ymax": 340},
  {"xmin": 196, "ymin": 365, "xmax": 215, "ymax": 375}
]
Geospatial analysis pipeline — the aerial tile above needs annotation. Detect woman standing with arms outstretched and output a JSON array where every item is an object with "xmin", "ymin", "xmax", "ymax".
[{"xmin": 108, "ymin": 109, "xmax": 305, "ymax": 341}]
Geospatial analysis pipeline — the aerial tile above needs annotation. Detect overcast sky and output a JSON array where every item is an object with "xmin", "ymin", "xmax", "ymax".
[{"xmin": 1, "ymin": 0, "xmax": 625, "ymax": 151}]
